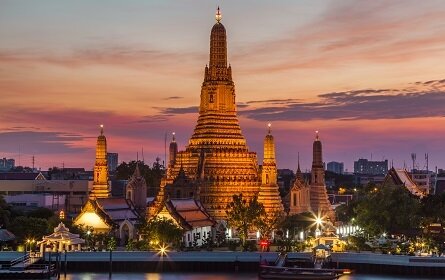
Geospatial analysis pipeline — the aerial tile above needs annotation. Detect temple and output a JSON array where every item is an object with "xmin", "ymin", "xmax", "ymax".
[
  {"xmin": 258, "ymin": 124, "xmax": 284, "ymax": 215},
  {"xmin": 309, "ymin": 132, "xmax": 335, "ymax": 221},
  {"xmin": 152, "ymin": 7, "xmax": 283, "ymax": 221},
  {"xmin": 287, "ymin": 154, "xmax": 311, "ymax": 215},
  {"xmin": 74, "ymin": 126, "xmax": 144, "ymax": 244},
  {"xmin": 90, "ymin": 125, "xmax": 111, "ymax": 199}
]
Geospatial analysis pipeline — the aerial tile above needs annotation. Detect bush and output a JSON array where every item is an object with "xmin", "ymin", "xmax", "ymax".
[{"xmin": 227, "ymin": 240, "xmax": 239, "ymax": 251}]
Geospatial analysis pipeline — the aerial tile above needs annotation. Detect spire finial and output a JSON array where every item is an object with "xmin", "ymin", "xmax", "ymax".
[
  {"xmin": 267, "ymin": 123, "xmax": 271, "ymax": 134},
  {"xmin": 172, "ymin": 132, "xmax": 176, "ymax": 142},
  {"xmin": 216, "ymin": 6, "xmax": 222, "ymax": 22},
  {"xmin": 315, "ymin": 130, "xmax": 319, "ymax": 140},
  {"xmin": 100, "ymin": 124, "xmax": 104, "ymax": 135}
]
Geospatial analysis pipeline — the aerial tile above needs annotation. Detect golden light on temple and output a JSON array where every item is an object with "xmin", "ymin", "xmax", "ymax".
[{"xmin": 155, "ymin": 6, "xmax": 284, "ymax": 221}]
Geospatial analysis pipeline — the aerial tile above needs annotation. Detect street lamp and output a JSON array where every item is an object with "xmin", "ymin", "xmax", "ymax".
[{"xmin": 86, "ymin": 230, "xmax": 91, "ymax": 250}]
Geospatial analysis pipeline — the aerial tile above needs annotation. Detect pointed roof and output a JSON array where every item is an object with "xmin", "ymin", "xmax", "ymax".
[
  {"xmin": 383, "ymin": 167, "xmax": 424, "ymax": 197},
  {"xmin": 215, "ymin": 6, "xmax": 222, "ymax": 22},
  {"xmin": 296, "ymin": 153, "xmax": 303, "ymax": 182},
  {"xmin": 133, "ymin": 162, "xmax": 141, "ymax": 178}
]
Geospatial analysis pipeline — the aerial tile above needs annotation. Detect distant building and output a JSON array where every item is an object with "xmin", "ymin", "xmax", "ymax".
[
  {"xmin": 327, "ymin": 161, "xmax": 344, "ymax": 174},
  {"xmin": 0, "ymin": 158, "xmax": 15, "ymax": 171},
  {"xmin": 354, "ymin": 174, "xmax": 386, "ymax": 186},
  {"xmin": 0, "ymin": 178, "xmax": 89, "ymax": 213},
  {"xmin": 107, "ymin": 153, "xmax": 119, "ymax": 173},
  {"xmin": 354, "ymin": 158, "xmax": 388, "ymax": 175},
  {"xmin": 4, "ymin": 193, "xmax": 65, "ymax": 210}
]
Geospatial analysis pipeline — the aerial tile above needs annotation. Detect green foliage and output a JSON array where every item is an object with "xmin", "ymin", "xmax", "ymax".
[
  {"xmin": 107, "ymin": 236, "xmax": 117, "ymax": 250},
  {"xmin": 279, "ymin": 212, "xmax": 313, "ymax": 237},
  {"xmin": 225, "ymin": 194, "xmax": 265, "ymax": 248},
  {"xmin": 227, "ymin": 240, "xmax": 240, "ymax": 251},
  {"xmin": 257, "ymin": 209, "xmax": 284, "ymax": 240},
  {"xmin": 139, "ymin": 217, "xmax": 183, "ymax": 249},
  {"xmin": 355, "ymin": 184, "xmax": 421, "ymax": 236},
  {"xmin": 8, "ymin": 216, "xmax": 49, "ymax": 242},
  {"xmin": 346, "ymin": 234, "xmax": 370, "ymax": 252},
  {"xmin": 28, "ymin": 207, "xmax": 55, "ymax": 220},
  {"xmin": 115, "ymin": 160, "xmax": 164, "ymax": 196},
  {"xmin": 335, "ymin": 202, "xmax": 358, "ymax": 223},
  {"xmin": 0, "ymin": 195, "xmax": 11, "ymax": 228}
]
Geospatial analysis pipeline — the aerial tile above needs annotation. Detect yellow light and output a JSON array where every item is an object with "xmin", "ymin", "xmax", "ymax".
[
  {"xmin": 158, "ymin": 244, "xmax": 169, "ymax": 256},
  {"xmin": 316, "ymin": 217, "xmax": 323, "ymax": 226}
]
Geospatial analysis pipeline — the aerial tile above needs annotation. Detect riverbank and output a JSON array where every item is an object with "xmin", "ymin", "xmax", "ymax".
[{"xmin": 2, "ymin": 251, "xmax": 445, "ymax": 277}]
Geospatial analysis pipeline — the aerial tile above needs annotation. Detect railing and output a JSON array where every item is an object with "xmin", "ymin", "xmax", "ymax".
[{"xmin": 9, "ymin": 253, "xmax": 30, "ymax": 267}]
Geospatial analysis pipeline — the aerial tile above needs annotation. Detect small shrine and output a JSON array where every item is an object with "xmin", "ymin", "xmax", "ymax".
[{"xmin": 38, "ymin": 222, "xmax": 85, "ymax": 252}]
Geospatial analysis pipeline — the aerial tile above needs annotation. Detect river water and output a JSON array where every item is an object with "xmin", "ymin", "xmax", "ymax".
[{"xmin": 61, "ymin": 273, "xmax": 440, "ymax": 279}]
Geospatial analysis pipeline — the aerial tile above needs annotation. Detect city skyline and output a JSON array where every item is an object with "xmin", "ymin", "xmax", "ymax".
[{"xmin": 1, "ymin": 1, "xmax": 445, "ymax": 171}]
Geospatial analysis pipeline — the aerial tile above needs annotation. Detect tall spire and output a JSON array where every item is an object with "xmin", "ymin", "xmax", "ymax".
[
  {"xmin": 262, "ymin": 124, "xmax": 276, "ymax": 184},
  {"xmin": 216, "ymin": 6, "xmax": 222, "ymax": 22},
  {"xmin": 296, "ymin": 152, "xmax": 303, "ymax": 181},
  {"xmin": 169, "ymin": 132, "xmax": 178, "ymax": 168},
  {"xmin": 91, "ymin": 124, "xmax": 110, "ymax": 199},
  {"xmin": 208, "ymin": 7, "xmax": 227, "ymax": 71},
  {"xmin": 134, "ymin": 161, "xmax": 141, "ymax": 178}
]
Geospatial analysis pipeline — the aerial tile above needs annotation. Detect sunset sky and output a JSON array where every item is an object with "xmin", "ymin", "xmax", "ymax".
[{"xmin": 1, "ymin": 0, "xmax": 445, "ymax": 172}]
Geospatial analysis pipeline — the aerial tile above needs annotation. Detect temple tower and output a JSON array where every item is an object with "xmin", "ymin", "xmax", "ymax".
[
  {"xmin": 126, "ymin": 163, "xmax": 147, "ymax": 214},
  {"xmin": 309, "ymin": 132, "xmax": 335, "ymax": 221},
  {"xmin": 168, "ymin": 132, "xmax": 178, "ymax": 167},
  {"xmin": 258, "ymin": 123, "xmax": 284, "ymax": 215},
  {"xmin": 288, "ymin": 154, "xmax": 311, "ymax": 215},
  {"xmin": 162, "ymin": 7, "xmax": 261, "ymax": 220},
  {"xmin": 90, "ymin": 125, "xmax": 110, "ymax": 199},
  {"xmin": 261, "ymin": 123, "xmax": 277, "ymax": 185}
]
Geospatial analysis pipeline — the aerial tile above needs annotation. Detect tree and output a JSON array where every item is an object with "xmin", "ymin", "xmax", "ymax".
[
  {"xmin": 225, "ymin": 194, "xmax": 265, "ymax": 249},
  {"xmin": 257, "ymin": 208, "xmax": 284, "ymax": 240},
  {"xmin": 279, "ymin": 212, "xmax": 313, "ymax": 238},
  {"xmin": 0, "ymin": 195, "xmax": 11, "ymax": 228},
  {"xmin": 115, "ymin": 160, "xmax": 164, "ymax": 196},
  {"xmin": 28, "ymin": 207, "xmax": 55, "ymax": 220},
  {"xmin": 355, "ymin": 184, "xmax": 421, "ymax": 236},
  {"xmin": 139, "ymin": 217, "xmax": 183, "ymax": 249},
  {"xmin": 8, "ymin": 216, "xmax": 49, "ymax": 242}
]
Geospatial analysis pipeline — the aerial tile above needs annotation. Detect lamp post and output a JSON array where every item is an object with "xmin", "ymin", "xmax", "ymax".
[{"xmin": 86, "ymin": 230, "xmax": 91, "ymax": 250}]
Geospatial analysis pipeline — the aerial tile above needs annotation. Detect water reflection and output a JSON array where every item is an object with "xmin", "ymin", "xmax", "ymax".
[{"xmin": 62, "ymin": 273, "xmax": 439, "ymax": 280}]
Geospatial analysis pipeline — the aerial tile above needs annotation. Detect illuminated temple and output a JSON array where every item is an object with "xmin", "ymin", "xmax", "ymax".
[{"xmin": 149, "ymin": 8, "xmax": 283, "ymax": 220}]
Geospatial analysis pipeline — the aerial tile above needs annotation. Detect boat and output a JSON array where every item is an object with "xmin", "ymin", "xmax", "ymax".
[
  {"xmin": 258, "ymin": 253, "xmax": 351, "ymax": 280},
  {"xmin": 258, "ymin": 265, "xmax": 349, "ymax": 280}
]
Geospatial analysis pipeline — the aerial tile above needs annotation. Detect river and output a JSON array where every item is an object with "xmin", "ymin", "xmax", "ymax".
[{"xmin": 60, "ymin": 273, "xmax": 440, "ymax": 279}]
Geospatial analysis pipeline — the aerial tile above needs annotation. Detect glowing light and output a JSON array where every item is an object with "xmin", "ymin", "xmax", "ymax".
[
  {"xmin": 158, "ymin": 244, "xmax": 169, "ymax": 256},
  {"xmin": 315, "ymin": 217, "xmax": 323, "ymax": 226},
  {"xmin": 75, "ymin": 212, "xmax": 109, "ymax": 229},
  {"xmin": 215, "ymin": 6, "xmax": 222, "ymax": 22}
]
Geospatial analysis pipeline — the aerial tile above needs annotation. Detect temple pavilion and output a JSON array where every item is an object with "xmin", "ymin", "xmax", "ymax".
[{"xmin": 38, "ymin": 222, "xmax": 85, "ymax": 252}]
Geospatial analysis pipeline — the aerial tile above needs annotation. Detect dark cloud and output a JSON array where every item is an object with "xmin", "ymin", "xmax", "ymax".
[
  {"xmin": 137, "ymin": 115, "xmax": 170, "ymax": 123},
  {"xmin": 163, "ymin": 96, "xmax": 183, "ymax": 100},
  {"xmin": 155, "ymin": 106, "xmax": 198, "ymax": 115},
  {"xmin": 0, "ymin": 131, "xmax": 88, "ymax": 155},
  {"xmin": 238, "ymin": 88, "xmax": 445, "ymax": 121}
]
